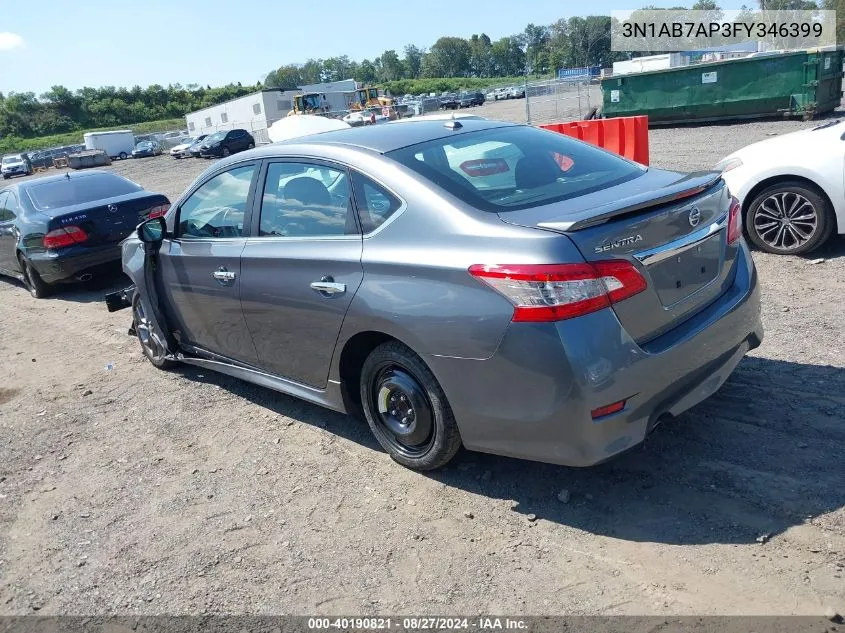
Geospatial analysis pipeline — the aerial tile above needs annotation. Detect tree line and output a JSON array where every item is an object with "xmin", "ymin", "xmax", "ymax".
[{"xmin": 1, "ymin": 0, "xmax": 840, "ymax": 143}]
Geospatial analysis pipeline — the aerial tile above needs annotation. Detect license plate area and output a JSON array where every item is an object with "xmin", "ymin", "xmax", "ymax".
[{"xmin": 646, "ymin": 233, "xmax": 722, "ymax": 307}]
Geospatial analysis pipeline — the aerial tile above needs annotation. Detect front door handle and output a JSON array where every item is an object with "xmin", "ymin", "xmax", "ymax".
[
  {"xmin": 212, "ymin": 267, "xmax": 236, "ymax": 283},
  {"xmin": 310, "ymin": 277, "xmax": 346, "ymax": 295}
]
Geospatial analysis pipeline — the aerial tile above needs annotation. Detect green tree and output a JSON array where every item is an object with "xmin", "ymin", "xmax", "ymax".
[
  {"xmin": 377, "ymin": 50, "xmax": 404, "ymax": 82},
  {"xmin": 402, "ymin": 45, "xmax": 425, "ymax": 78},
  {"xmin": 426, "ymin": 37, "xmax": 473, "ymax": 77}
]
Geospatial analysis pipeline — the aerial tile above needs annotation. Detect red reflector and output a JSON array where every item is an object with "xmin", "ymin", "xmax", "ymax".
[
  {"xmin": 468, "ymin": 261, "xmax": 647, "ymax": 323},
  {"xmin": 42, "ymin": 225, "xmax": 88, "ymax": 249},
  {"xmin": 591, "ymin": 400, "xmax": 626, "ymax": 419},
  {"xmin": 148, "ymin": 203, "xmax": 170, "ymax": 219},
  {"xmin": 727, "ymin": 196, "xmax": 742, "ymax": 245}
]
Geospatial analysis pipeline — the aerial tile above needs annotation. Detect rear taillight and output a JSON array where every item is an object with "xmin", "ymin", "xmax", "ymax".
[
  {"xmin": 147, "ymin": 203, "xmax": 170, "ymax": 219},
  {"xmin": 42, "ymin": 226, "xmax": 88, "ymax": 249},
  {"xmin": 468, "ymin": 261, "xmax": 647, "ymax": 322},
  {"xmin": 727, "ymin": 196, "xmax": 742, "ymax": 245}
]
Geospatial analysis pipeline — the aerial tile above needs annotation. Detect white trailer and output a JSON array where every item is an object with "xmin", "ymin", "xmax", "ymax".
[{"xmin": 83, "ymin": 130, "xmax": 136, "ymax": 160}]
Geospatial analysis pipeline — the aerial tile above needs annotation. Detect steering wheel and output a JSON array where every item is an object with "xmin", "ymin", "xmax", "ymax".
[{"xmin": 216, "ymin": 207, "xmax": 242, "ymax": 238}]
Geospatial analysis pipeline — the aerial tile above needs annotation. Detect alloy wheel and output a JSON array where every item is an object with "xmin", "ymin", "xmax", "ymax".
[
  {"xmin": 133, "ymin": 300, "xmax": 167, "ymax": 363},
  {"xmin": 753, "ymin": 191, "xmax": 818, "ymax": 252}
]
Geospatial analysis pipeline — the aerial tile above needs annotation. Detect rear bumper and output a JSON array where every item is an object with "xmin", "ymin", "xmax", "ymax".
[
  {"xmin": 426, "ymin": 240, "xmax": 763, "ymax": 467},
  {"xmin": 28, "ymin": 244, "xmax": 123, "ymax": 284}
]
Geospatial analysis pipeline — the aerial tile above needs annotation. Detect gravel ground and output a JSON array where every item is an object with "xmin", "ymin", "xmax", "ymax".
[{"xmin": 1, "ymin": 113, "xmax": 844, "ymax": 617}]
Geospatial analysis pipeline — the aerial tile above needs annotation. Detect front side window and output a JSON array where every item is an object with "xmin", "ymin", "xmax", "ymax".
[
  {"xmin": 258, "ymin": 162, "xmax": 354, "ymax": 237},
  {"xmin": 0, "ymin": 191, "xmax": 10, "ymax": 221},
  {"xmin": 387, "ymin": 125, "xmax": 645, "ymax": 213},
  {"xmin": 178, "ymin": 165, "xmax": 256, "ymax": 238}
]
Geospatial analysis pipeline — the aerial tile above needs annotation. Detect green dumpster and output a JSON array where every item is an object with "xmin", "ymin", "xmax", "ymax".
[{"xmin": 601, "ymin": 48, "xmax": 843, "ymax": 124}]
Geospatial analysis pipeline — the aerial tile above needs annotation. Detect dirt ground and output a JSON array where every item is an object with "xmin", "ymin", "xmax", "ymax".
[{"xmin": 1, "ymin": 114, "xmax": 844, "ymax": 617}]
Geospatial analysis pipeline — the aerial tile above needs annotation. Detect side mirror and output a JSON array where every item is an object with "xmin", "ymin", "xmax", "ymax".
[{"xmin": 138, "ymin": 216, "xmax": 166, "ymax": 243}]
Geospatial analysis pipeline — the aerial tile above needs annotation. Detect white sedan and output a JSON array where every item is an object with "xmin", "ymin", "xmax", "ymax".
[
  {"xmin": 716, "ymin": 119, "xmax": 844, "ymax": 255},
  {"xmin": 169, "ymin": 137, "xmax": 199, "ymax": 159}
]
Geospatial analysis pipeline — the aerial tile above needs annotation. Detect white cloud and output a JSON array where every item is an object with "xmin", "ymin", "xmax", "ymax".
[{"xmin": 0, "ymin": 32, "xmax": 25, "ymax": 51}]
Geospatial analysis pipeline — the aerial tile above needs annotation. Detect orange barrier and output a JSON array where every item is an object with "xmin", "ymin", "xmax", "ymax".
[{"xmin": 539, "ymin": 115, "xmax": 649, "ymax": 166}]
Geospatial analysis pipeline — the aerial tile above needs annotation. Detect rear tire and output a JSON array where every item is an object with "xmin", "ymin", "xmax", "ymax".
[
  {"xmin": 745, "ymin": 180, "xmax": 834, "ymax": 255},
  {"xmin": 132, "ymin": 294, "xmax": 174, "ymax": 370},
  {"xmin": 118, "ymin": 152, "xmax": 127, "ymax": 160},
  {"xmin": 247, "ymin": 142, "xmax": 255, "ymax": 150},
  {"xmin": 360, "ymin": 341, "xmax": 462, "ymax": 471},
  {"xmin": 19, "ymin": 255, "xmax": 52, "ymax": 299}
]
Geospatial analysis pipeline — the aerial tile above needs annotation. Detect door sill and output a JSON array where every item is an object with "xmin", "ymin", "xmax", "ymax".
[{"xmin": 176, "ymin": 351, "xmax": 346, "ymax": 413}]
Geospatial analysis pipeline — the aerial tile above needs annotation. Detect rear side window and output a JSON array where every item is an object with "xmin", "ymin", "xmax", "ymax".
[
  {"xmin": 351, "ymin": 172, "xmax": 402, "ymax": 233},
  {"xmin": 25, "ymin": 173, "xmax": 142, "ymax": 211},
  {"xmin": 387, "ymin": 126, "xmax": 645, "ymax": 212}
]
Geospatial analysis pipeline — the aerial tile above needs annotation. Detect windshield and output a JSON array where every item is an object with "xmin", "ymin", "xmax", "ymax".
[
  {"xmin": 205, "ymin": 132, "xmax": 225, "ymax": 142},
  {"xmin": 26, "ymin": 173, "xmax": 142, "ymax": 210},
  {"xmin": 2, "ymin": 156, "xmax": 21, "ymax": 164},
  {"xmin": 136, "ymin": 142, "xmax": 153, "ymax": 149},
  {"xmin": 387, "ymin": 126, "xmax": 646, "ymax": 213}
]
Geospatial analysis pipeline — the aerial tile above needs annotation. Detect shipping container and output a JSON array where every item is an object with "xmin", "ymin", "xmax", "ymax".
[{"xmin": 601, "ymin": 48, "xmax": 843, "ymax": 124}]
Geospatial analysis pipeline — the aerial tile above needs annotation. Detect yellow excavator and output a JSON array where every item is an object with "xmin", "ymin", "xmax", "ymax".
[
  {"xmin": 350, "ymin": 87, "xmax": 395, "ymax": 110},
  {"xmin": 349, "ymin": 86, "xmax": 403, "ymax": 120},
  {"xmin": 287, "ymin": 93, "xmax": 331, "ymax": 117}
]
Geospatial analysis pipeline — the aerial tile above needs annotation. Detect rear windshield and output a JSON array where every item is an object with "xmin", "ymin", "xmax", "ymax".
[
  {"xmin": 25, "ymin": 173, "xmax": 142, "ymax": 210},
  {"xmin": 387, "ymin": 125, "xmax": 646, "ymax": 212}
]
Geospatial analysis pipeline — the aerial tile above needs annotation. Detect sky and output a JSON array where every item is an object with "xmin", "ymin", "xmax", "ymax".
[{"xmin": 1, "ymin": 0, "xmax": 749, "ymax": 95}]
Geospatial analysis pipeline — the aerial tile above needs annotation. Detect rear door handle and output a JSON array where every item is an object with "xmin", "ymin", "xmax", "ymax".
[{"xmin": 310, "ymin": 279, "xmax": 346, "ymax": 295}]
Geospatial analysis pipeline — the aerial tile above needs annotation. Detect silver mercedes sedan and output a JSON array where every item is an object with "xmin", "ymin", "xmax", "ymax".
[{"xmin": 109, "ymin": 118, "xmax": 763, "ymax": 471}]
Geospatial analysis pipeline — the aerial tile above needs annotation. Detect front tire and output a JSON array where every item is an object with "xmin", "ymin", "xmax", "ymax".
[
  {"xmin": 19, "ymin": 256, "xmax": 52, "ymax": 299},
  {"xmin": 745, "ymin": 181, "xmax": 833, "ymax": 255},
  {"xmin": 222, "ymin": 147, "xmax": 231, "ymax": 157},
  {"xmin": 360, "ymin": 341, "xmax": 462, "ymax": 471},
  {"xmin": 132, "ymin": 294, "xmax": 174, "ymax": 370}
]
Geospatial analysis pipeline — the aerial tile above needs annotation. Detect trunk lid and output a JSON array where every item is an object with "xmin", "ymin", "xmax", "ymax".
[
  {"xmin": 498, "ymin": 168, "xmax": 739, "ymax": 343},
  {"xmin": 44, "ymin": 191, "xmax": 169, "ymax": 247}
]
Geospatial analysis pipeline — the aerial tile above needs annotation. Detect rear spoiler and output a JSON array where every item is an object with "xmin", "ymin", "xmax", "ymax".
[{"xmin": 540, "ymin": 171, "xmax": 724, "ymax": 232}]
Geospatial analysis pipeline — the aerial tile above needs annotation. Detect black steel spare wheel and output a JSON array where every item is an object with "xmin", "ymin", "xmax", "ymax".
[
  {"xmin": 373, "ymin": 367, "xmax": 434, "ymax": 456},
  {"xmin": 360, "ymin": 341, "xmax": 462, "ymax": 471}
]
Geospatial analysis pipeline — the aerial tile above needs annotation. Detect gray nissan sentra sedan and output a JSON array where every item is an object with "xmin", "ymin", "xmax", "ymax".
[{"xmin": 109, "ymin": 118, "xmax": 763, "ymax": 471}]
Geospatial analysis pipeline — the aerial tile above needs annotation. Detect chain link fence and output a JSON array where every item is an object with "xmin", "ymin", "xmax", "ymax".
[{"xmin": 525, "ymin": 78, "xmax": 603, "ymax": 126}]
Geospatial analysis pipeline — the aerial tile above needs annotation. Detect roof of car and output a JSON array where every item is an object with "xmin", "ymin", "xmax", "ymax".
[{"xmin": 274, "ymin": 118, "xmax": 520, "ymax": 154}]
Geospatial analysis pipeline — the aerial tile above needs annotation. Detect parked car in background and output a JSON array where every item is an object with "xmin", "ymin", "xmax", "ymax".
[
  {"xmin": 1, "ymin": 154, "xmax": 33, "ymax": 179},
  {"xmin": 197, "ymin": 129, "xmax": 255, "ymax": 158},
  {"xmin": 132, "ymin": 140, "xmax": 163, "ymax": 158},
  {"xmin": 715, "ymin": 118, "xmax": 844, "ymax": 255},
  {"xmin": 508, "ymin": 85, "xmax": 526, "ymax": 99},
  {"xmin": 188, "ymin": 137, "xmax": 207, "ymax": 158},
  {"xmin": 458, "ymin": 92, "xmax": 476, "ymax": 108},
  {"xmin": 0, "ymin": 171, "xmax": 169, "ymax": 297},
  {"xmin": 170, "ymin": 135, "xmax": 206, "ymax": 158},
  {"xmin": 440, "ymin": 94, "xmax": 460, "ymax": 110},
  {"xmin": 112, "ymin": 119, "xmax": 762, "ymax": 473}
]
